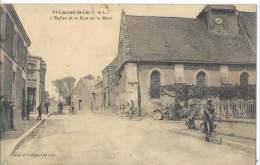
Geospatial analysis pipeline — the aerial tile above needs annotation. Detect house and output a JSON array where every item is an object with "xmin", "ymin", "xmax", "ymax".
[
  {"xmin": 102, "ymin": 57, "xmax": 117, "ymax": 112},
  {"xmin": 94, "ymin": 80, "xmax": 103, "ymax": 111},
  {"xmin": 0, "ymin": 4, "xmax": 31, "ymax": 119},
  {"xmin": 27, "ymin": 55, "xmax": 47, "ymax": 112},
  {"xmin": 115, "ymin": 5, "xmax": 256, "ymax": 115},
  {"xmin": 72, "ymin": 75, "xmax": 100, "ymax": 110}
]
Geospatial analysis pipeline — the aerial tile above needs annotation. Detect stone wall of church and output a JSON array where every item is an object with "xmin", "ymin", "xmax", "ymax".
[
  {"xmin": 184, "ymin": 63, "xmax": 221, "ymax": 86},
  {"xmin": 136, "ymin": 62, "xmax": 256, "ymax": 115},
  {"xmin": 138, "ymin": 63, "xmax": 175, "ymax": 114},
  {"xmin": 228, "ymin": 65, "xmax": 256, "ymax": 86}
]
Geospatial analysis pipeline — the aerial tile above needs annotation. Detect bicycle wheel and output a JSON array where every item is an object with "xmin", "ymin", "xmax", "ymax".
[
  {"xmin": 124, "ymin": 112, "xmax": 130, "ymax": 117},
  {"xmin": 132, "ymin": 112, "xmax": 142, "ymax": 121},
  {"xmin": 73, "ymin": 108, "xmax": 77, "ymax": 114},
  {"xmin": 212, "ymin": 124, "xmax": 222, "ymax": 144},
  {"xmin": 199, "ymin": 123, "xmax": 207, "ymax": 141}
]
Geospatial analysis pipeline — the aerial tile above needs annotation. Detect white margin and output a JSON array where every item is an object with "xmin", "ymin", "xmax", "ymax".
[
  {"xmin": 0, "ymin": 0, "xmax": 259, "ymax": 4},
  {"xmin": 0, "ymin": 0, "xmax": 259, "ymax": 164}
]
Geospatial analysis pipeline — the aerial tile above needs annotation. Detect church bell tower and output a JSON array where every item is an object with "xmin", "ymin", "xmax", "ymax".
[{"xmin": 197, "ymin": 5, "xmax": 238, "ymax": 35}]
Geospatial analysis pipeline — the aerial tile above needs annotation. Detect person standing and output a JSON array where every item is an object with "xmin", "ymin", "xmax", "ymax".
[
  {"xmin": 26, "ymin": 103, "xmax": 30, "ymax": 120},
  {"xmin": 22, "ymin": 97, "xmax": 26, "ymax": 120},
  {"xmin": 37, "ymin": 103, "xmax": 43, "ymax": 120},
  {"xmin": 58, "ymin": 102, "xmax": 63, "ymax": 114},
  {"xmin": 44, "ymin": 101, "xmax": 50, "ymax": 115},
  {"xmin": 9, "ymin": 101, "xmax": 16, "ymax": 131}
]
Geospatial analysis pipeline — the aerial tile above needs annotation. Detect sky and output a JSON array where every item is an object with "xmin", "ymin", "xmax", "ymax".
[{"xmin": 12, "ymin": 4, "xmax": 256, "ymax": 99}]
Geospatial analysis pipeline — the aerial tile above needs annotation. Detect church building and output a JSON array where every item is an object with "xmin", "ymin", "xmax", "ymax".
[{"xmin": 114, "ymin": 5, "xmax": 256, "ymax": 115}]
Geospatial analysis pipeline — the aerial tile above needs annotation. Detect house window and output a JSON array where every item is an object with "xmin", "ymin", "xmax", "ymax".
[
  {"xmin": 196, "ymin": 71, "xmax": 206, "ymax": 86},
  {"xmin": 150, "ymin": 70, "xmax": 160, "ymax": 98},
  {"xmin": 27, "ymin": 63, "xmax": 36, "ymax": 79},
  {"xmin": 5, "ymin": 14, "xmax": 14, "ymax": 57},
  {"xmin": 0, "ymin": 6, "xmax": 5, "ymax": 41},
  {"xmin": 240, "ymin": 72, "xmax": 249, "ymax": 87},
  {"xmin": 13, "ymin": 31, "xmax": 17, "ymax": 60}
]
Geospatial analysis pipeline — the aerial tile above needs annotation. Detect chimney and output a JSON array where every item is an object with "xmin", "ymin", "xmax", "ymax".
[{"xmin": 121, "ymin": 9, "xmax": 126, "ymax": 22}]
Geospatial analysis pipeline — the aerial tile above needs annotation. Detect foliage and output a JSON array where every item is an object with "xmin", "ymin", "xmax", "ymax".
[
  {"xmin": 84, "ymin": 74, "xmax": 94, "ymax": 79},
  {"xmin": 52, "ymin": 79, "xmax": 65, "ymax": 101},
  {"xmin": 150, "ymin": 83, "xmax": 256, "ymax": 101},
  {"xmin": 52, "ymin": 76, "xmax": 76, "ymax": 103}
]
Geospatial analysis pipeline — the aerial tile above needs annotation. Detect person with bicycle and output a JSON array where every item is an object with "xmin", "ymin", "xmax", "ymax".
[
  {"xmin": 186, "ymin": 99, "xmax": 199, "ymax": 129},
  {"xmin": 202, "ymin": 98, "xmax": 215, "ymax": 136},
  {"xmin": 129, "ymin": 100, "xmax": 136, "ymax": 118},
  {"xmin": 171, "ymin": 100, "xmax": 183, "ymax": 120},
  {"xmin": 70, "ymin": 102, "xmax": 77, "ymax": 114}
]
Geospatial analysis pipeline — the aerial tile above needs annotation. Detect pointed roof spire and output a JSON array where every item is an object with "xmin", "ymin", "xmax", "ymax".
[
  {"xmin": 121, "ymin": 8, "xmax": 126, "ymax": 22},
  {"xmin": 122, "ymin": 8, "xmax": 125, "ymax": 15}
]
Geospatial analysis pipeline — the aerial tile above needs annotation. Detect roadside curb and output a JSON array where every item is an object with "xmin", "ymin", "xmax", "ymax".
[
  {"xmin": 169, "ymin": 128, "xmax": 255, "ymax": 154},
  {"xmin": 3, "ymin": 113, "xmax": 52, "ymax": 163},
  {"xmin": 93, "ymin": 111, "xmax": 255, "ymax": 154}
]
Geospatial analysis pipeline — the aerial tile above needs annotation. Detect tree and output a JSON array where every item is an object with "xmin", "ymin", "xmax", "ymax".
[
  {"xmin": 52, "ymin": 76, "xmax": 76, "ymax": 104},
  {"xmin": 62, "ymin": 76, "xmax": 76, "ymax": 105},
  {"xmin": 52, "ymin": 79, "xmax": 65, "ymax": 102},
  {"xmin": 84, "ymin": 74, "xmax": 94, "ymax": 79}
]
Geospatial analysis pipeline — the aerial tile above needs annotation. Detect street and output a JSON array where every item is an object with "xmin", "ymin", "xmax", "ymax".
[{"xmin": 6, "ymin": 110, "xmax": 255, "ymax": 165}]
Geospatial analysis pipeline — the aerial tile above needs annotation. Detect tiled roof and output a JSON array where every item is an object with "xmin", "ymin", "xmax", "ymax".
[
  {"xmin": 108, "ymin": 56, "xmax": 118, "ymax": 67},
  {"xmin": 6, "ymin": 5, "xmax": 31, "ymax": 46},
  {"xmin": 238, "ymin": 11, "xmax": 257, "ymax": 47},
  {"xmin": 124, "ymin": 12, "xmax": 256, "ymax": 64},
  {"xmin": 28, "ymin": 55, "xmax": 44, "ymax": 62},
  {"xmin": 77, "ymin": 78, "xmax": 97, "ymax": 93}
]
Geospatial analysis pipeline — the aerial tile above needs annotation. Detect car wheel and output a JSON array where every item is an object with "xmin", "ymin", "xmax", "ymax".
[{"xmin": 153, "ymin": 111, "xmax": 163, "ymax": 120}]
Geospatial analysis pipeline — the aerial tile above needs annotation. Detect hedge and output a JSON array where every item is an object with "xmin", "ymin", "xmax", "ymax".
[{"xmin": 150, "ymin": 83, "xmax": 256, "ymax": 101}]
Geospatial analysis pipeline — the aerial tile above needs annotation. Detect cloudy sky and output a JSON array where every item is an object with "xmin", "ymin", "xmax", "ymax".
[{"xmin": 13, "ymin": 4, "xmax": 256, "ymax": 99}]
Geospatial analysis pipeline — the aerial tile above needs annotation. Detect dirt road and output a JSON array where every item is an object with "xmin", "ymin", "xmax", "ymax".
[{"xmin": 6, "ymin": 110, "xmax": 255, "ymax": 165}]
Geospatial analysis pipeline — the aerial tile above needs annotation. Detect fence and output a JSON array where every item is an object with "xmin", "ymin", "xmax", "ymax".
[{"xmin": 214, "ymin": 99, "xmax": 256, "ymax": 119}]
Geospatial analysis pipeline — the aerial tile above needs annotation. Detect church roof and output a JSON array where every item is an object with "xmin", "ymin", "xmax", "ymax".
[
  {"xmin": 108, "ymin": 56, "xmax": 118, "ymax": 67},
  {"xmin": 238, "ymin": 11, "xmax": 257, "ymax": 47},
  {"xmin": 124, "ymin": 11, "xmax": 256, "ymax": 65}
]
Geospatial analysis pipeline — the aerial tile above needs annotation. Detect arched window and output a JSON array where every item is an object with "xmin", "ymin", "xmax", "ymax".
[
  {"xmin": 240, "ymin": 72, "xmax": 249, "ymax": 87},
  {"xmin": 150, "ymin": 70, "xmax": 160, "ymax": 98},
  {"xmin": 196, "ymin": 71, "xmax": 206, "ymax": 86}
]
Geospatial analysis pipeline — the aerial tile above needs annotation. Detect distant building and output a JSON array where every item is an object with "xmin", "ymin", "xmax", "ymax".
[
  {"xmin": 27, "ymin": 55, "xmax": 47, "ymax": 111},
  {"xmin": 72, "ymin": 75, "xmax": 99, "ymax": 110},
  {"xmin": 0, "ymin": 4, "xmax": 31, "ymax": 119},
  {"xmin": 94, "ymin": 80, "xmax": 103, "ymax": 111},
  {"xmin": 114, "ymin": 5, "xmax": 256, "ymax": 115},
  {"xmin": 102, "ymin": 57, "xmax": 117, "ymax": 112}
]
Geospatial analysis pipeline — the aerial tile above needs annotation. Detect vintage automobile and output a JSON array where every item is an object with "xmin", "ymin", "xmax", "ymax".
[{"xmin": 152, "ymin": 103, "xmax": 190, "ymax": 120}]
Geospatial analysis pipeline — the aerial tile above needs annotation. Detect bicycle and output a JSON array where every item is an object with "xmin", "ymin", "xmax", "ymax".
[
  {"xmin": 69, "ymin": 107, "xmax": 77, "ymax": 114},
  {"xmin": 199, "ymin": 117, "xmax": 222, "ymax": 144},
  {"xmin": 120, "ymin": 107, "xmax": 141, "ymax": 121},
  {"xmin": 128, "ymin": 108, "xmax": 142, "ymax": 121}
]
